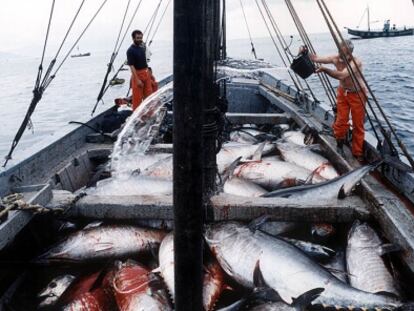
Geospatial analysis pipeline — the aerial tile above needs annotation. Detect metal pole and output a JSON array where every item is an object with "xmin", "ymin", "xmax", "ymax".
[{"xmin": 173, "ymin": 0, "xmax": 213, "ymax": 309}]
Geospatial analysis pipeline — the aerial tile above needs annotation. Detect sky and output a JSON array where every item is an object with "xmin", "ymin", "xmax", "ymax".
[{"xmin": 0, "ymin": 0, "xmax": 413, "ymax": 55}]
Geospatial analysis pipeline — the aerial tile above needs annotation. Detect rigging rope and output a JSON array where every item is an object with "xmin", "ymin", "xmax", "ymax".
[
  {"xmin": 260, "ymin": 0, "xmax": 319, "ymax": 103},
  {"xmin": 254, "ymin": 0, "xmax": 303, "ymax": 93},
  {"xmin": 239, "ymin": 0, "xmax": 258, "ymax": 59},
  {"xmin": 316, "ymin": 0, "xmax": 414, "ymax": 168},
  {"xmin": 92, "ymin": 0, "xmax": 132, "ymax": 116},
  {"xmin": 148, "ymin": 0, "xmax": 171, "ymax": 46},
  {"xmin": 284, "ymin": 0, "xmax": 337, "ymax": 112},
  {"xmin": 3, "ymin": 0, "xmax": 109, "ymax": 167},
  {"xmin": 144, "ymin": 0, "xmax": 163, "ymax": 41}
]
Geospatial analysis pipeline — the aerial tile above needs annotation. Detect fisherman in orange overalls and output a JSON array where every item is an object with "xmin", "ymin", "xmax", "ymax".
[
  {"xmin": 303, "ymin": 40, "xmax": 367, "ymax": 161},
  {"xmin": 127, "ymin": 30, "xmax": 153, "ymax": 111}
]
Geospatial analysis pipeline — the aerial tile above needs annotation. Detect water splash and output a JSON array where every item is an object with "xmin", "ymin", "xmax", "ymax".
[{"xmin": 111, "ymin": 82, "xmax": 173, "ymax": 179}]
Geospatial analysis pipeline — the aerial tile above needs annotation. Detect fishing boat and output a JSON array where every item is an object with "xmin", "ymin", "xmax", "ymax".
[
  {"xmin": 346, "ymin": 7, "xmax": 413, "ymax": 39},
  {"xmin": 1, "ymin": 0, "xmax": 414, "ymax": 309},
  {"xmin": 70, "ymin": 47, "xmax": 91, "ymax": 58}
]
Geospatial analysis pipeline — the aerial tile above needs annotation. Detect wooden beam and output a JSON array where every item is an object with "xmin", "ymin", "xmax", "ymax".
[
  {"xmin": 59, "ymin": 192, "xmax": 369, "ymax": 223},
  {"xmin": 225, "ymin": 112, "xmax": 291, "ymax": 125}
]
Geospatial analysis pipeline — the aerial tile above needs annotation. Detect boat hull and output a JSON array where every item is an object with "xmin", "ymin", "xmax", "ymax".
[{"xmin": 347, "ymin": 28, "xmax": 414, "ymax": 39}]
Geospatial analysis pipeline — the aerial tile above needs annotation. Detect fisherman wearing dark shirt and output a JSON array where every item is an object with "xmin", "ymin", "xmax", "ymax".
[{"xmin": 127, "ymin": 30, "xmax": 153, "ymax": 111}]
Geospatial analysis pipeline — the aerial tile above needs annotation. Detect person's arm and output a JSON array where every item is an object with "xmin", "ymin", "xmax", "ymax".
[
  {"xmin": 310, "ymin": 54, "xmax": 336, "ymax": 64},
  {"xmin": 298, "ymin": 46, "xmax": 336, "ymax": 64},
  {"xmin": 129, "ymin": 65, "xmax": 143, "ymax": 87},
  {"xmin": 316, "ymin": 60, "xmax": 360, "ymax": 81},
  {"xmin": 127, "ymin": 49, "xmax": 143, "ymax": 87}
]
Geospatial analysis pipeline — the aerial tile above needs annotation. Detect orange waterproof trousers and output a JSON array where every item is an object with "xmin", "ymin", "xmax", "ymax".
[
  {"xmin": 333, "ymin": 87, "xmax": 366, "ymax": 156},
  {"xmin": 131, "ymin": 68, "xmax": 153, "ymax": 111}
]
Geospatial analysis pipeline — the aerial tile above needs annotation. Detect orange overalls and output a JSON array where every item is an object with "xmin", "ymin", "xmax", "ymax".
[
  {"xmin": 333, "ymin": 86, "xmax": 367, "ymax": 157},
  {"xmin": 131, "ymin": 68, "xmax": 153, "ymax": 111},
  {"xmin": 150, "ymin": 74, "xmax": 158, "ymax": 93}
]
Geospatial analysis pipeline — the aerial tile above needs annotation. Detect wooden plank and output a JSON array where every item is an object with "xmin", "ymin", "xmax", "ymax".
[
  {"xmin": 225, "ymin": 113, "xmax": 291, "ymax": 125},
  {"xmin": 60, "ymin": 192, "xmax": 368, "ymax": 222},
  {"xmin": 211, "ymin": 194, "xmax": 369, "ymax": 222}
]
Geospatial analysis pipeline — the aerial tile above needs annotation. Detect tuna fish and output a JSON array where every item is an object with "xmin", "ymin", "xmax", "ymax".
[
  {"xmin": 258, "ymin": 221, "xmax": 299, "ymax": 236},
  {"xmin": 276, "ymin": 142, "xmax": 339, "ymax": 180},
  {"xmin": 61, "ymin": 269, "xmax": 116, "ymax": 311},
  {"xmin": 281, "ymin": 131, "xmax": 306, "ymax": 146},
  {"xmin": 37, "ymin": 225, "xmax": 166, "ymax": 263},
  {"xmin": 158, "ymin": 233, "xmax": 226, "ymax": 310},
  {"xmin": 282, "ymin": 238, "xmax": 335, "ymax": 260},
  {"xmin": 347, "ymin": 221, "xmax": 400, "ymax": 297},
  {"xmin": 205, "ymin": 222, "xmax": 404, "ymax": 310},
  {"xmin": 38, "ymin": 274, "xmax": 76, "ymax": 308},
  {"xmin": 323, "ymin": 250, "xmax": 348, "ymax": 283},
  {"xmin": 263, "ymin": 161, "xmax": 380, "ymax": 200},
  {"xmin": 223, "ymin": 177, "xmax": 268, "ymax": 197},
  {"xmin": 112, "ymin": 261, "xmax": 172, "ymax": 311},
  {"xmin": 234, "ymin": 160, "xmax": 325, "ymax": 190},
  {"xmin": 217, "ymin": 142, "xmax": 276, "ymax": 174}
]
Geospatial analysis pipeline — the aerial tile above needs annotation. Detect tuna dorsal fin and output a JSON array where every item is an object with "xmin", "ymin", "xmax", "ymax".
[
  {"xmin": 337, "ymin": 185, "xmax": 346, "ymax": 199},
  {"xmin": 252, "ymin": 142, "xmax": 266, "ymax": 161},
  {"xmin": 248, "ymin": 215, "xmax": 271, "ymax": 232},
  {"xmin": 253, "ymin": 260, "xmax": 267, "ymax": 288},
  {"xmin": 291, "ymin": 288, "xmax": 324, "ymax": 310}
]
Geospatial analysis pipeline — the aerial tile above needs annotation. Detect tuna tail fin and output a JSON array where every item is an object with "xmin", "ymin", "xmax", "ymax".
[
  {"xmin": 291, "ymin": 288, "xmax": 324, "ymax": 311},
  {"xmin": 397, "ymin": 303, "xmax": 414, "ymax": 311}
]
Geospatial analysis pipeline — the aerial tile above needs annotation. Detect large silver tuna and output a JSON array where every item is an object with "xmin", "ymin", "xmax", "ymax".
[
  {"xmin": 37, "ymin": 225, "xmax": 167, "ymax": 263},
  {"xmin": 276, "ymin": 142, "xmax": 339, "ymax": 180},
  {"xmin": 263, "ymin": 162, "xmax": 380, "ymax": 200},
  {"xmin": 233, "ymin": 160, "xmax": 325, "ymax": 190},
  {"xmin": 217, "ymin": 142, "xmax": 276, "ymax": 174},
  {"xmin": 347, "ymin": 221, "xmax": 400, "ymax": 297},
  {"xmin": 158, "ymin": 233, "xmax": 226, "ymax": 311},
  {"xmin": 205, "ymin": 222, "xmax": 403, "ymax": 310},
  {"xmin": 223, "ymin": 177, "xmax": 268, "ymax": 197}
]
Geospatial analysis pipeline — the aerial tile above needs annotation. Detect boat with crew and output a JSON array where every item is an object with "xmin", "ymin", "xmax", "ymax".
[
  {"xmin": 346, "ymin": 7, "xmax": 413, "ymax": 39},
  {"xmin": 1, "ymin": 0, "xmax": 414, "ymax": 309}
]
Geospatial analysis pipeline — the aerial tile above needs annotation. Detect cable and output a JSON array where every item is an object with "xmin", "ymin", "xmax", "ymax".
[
  {"xmin": 148, "ymin": 0, "xmax": 171, "ymax": 46},
  {"xmin": 239, "ymin": 0, "xmax": 258, "ymax": 59}
]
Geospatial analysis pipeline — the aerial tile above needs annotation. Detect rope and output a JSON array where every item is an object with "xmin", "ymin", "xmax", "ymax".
[
  {"xmin": 148, "ymin": 0, "xmax": 171, "ymax": 46},
  {"xmin": 254, "ymin": 0, "xmax": 303, "ymax": 93},
  {"xmin": 284, "ymin": 0, "xmax": 337, "ymax": 112},
  {"xmin": 3, "ymin": 0, "xmax": 109, "ymax": 167},
  {"xmin": 317, "ymin": 0, "xmax": 414, "ymax": 168},
  {"xmin": 144, "ymin": 0, "xmax": 163, "ymax": 40},
  {"xmin": 0, "ymin": 193, "xmax": 64, "ymax": 222},
  {"xmin": 260, "ymin": 0, "xmax": 319, "ymax": 102},
  {"xmin": 92, "ymin": 0, "xmax": 133, "ymax": 116},
  {"xmin": 239, "ymin": 0, "xmax": 258, "ymax": 59}
]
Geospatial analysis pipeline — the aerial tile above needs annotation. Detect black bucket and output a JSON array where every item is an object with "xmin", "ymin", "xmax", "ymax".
[{"xmin": 290, "ymin": 51, "xmax": 315, "ymax": 79}]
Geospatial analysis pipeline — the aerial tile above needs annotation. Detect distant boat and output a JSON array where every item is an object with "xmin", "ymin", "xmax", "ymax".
[
  {"xmin": 346, "ymin": 6, "xmax": 413, "ymax": 39},
  {"xmin": 71, "ymin": 46, "xmax": 91, "ymax": 58}
]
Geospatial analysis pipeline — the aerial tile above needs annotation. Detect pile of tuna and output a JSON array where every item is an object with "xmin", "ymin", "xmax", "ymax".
[
  {"xmin": 30, "ymin": 219, "xmax": 410, "ymax": 310},
  {"xmin": 87, "ymin": 125, "xmax": 377, "ymax": 201}
]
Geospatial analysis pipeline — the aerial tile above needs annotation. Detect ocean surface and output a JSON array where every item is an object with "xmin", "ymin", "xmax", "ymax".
[{"xmin": 0, "ymin": 33, "xmax": 413, "ymax": 169}]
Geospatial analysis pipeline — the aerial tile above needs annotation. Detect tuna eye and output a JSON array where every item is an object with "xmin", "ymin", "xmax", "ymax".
[{"xmin": 50, "ymin": 282, "xmax": 57, "ymax": 288}]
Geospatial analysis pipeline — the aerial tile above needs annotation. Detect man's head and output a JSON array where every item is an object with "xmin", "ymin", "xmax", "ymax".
[
  {"xmin": 131, "ymin": 30, "xmax": 143, "ymax": 45},
  {"xmin": 339, "ymin": 39, "xmax": 354, "ymax": 58}
]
